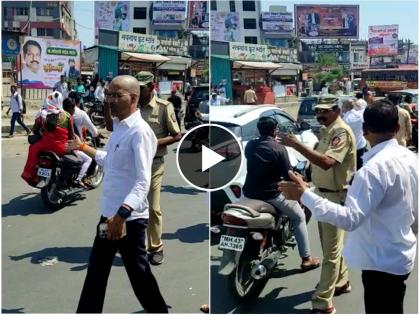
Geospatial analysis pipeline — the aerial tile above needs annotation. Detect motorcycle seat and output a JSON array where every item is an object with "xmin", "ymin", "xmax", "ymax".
[
  {"xmin": 225, "ymin": 199, "xmax": 277, "ymax": 217},
  {"xmin": 62, "ymin": 154, "xmax": 83, "ymax": 166},
  {"xmin": 39, "ymin": 151, "xmax": 61, "ymax": 162}
]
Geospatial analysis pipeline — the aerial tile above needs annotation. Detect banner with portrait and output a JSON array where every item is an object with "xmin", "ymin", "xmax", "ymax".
[
  {"xmin": 188, "ymin": 1, "xmax": 209, "ymax": 30},
  {"xmin": 295, "ymin": 5, "xmax": 359, "ymax": 38},
  {"xmin": 95, "ymin": 2, "xmax": 130, "ymax": 39},
  {"xmin": 153, "ymin": 1, "xmax": 186, "ymax": 25},
  {"xmin": 368, "ymin": 25, "xmax": 399, "ymax": 56},
  {"xmin": 18, "ymin": 37, "xmax": 81, "ymax": 89},
  {"xmin": 211, "ymin": 12, "xmax": 241, "ymax": 42}
]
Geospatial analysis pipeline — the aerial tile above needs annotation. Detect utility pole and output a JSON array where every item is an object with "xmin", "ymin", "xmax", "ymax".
[{"xmin": 407, "ymin": 39, "xmax": 411, "ymax": 64}]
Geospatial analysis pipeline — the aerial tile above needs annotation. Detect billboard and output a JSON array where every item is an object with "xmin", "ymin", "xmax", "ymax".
[
  {"xmin": 18, "ymin": 37, "xmax": 80, "ymax": 89},
  {"xmin": 295, "ymin": 5, "xmax": 359, "ymax": 38},
  {"xmin": 2, "ymin": 34, "xmax": 20, "ymax": 55},
  {"xmin": 95, "ymin": 2, "xmax": 130, "ymax": 39},
  {"xmin": 300, "ymin": 43, "xmax": 350, "ymax": 64},
  {"xmin": 229, "ymin": 43, "xmax": 269, "ymax": 61},
  {"xmin": 153, "ymin": 1, "xmax": 186, "ymax": 25},
  {"xmin": 188, "ymin": 1, "xmax": 209, "ymax": 30},
  {"xmin": 211, "ymin": 12, "xmax": 241, "ymax": 42},
  {"xmin": 368, "ymin": 25, "xmax": 399, "ymax": 56},
  {"xmin": 261, "ymin": 12, "xmax": 293, "ymax": 34},
  {"xmin": 268, "ymin": 47, "xmax": 298, "ymax": 63}
]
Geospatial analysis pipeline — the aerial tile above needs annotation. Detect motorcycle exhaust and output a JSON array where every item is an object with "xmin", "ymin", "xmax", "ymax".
[
  {"xmin": 251, "ymin": 251, "xmax": 280, "ymax": 280},
  {"xmin": 251, "ymin": 264, "xmax": 267, "ymax": 280}
]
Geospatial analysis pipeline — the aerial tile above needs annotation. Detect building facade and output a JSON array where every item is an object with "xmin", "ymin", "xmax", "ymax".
[{"xmin": 2, "ymin": 1, "xmax": 76, "ymax": 40}]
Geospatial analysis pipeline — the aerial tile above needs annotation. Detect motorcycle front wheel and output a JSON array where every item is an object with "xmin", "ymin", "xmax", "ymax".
[
  {"xmin": 89, "ymin": 111, "xmax": 105, "ymax": 127},
  {"xmin": 230, "ymin": 247, "xmax": 268, "ymax": 300}
]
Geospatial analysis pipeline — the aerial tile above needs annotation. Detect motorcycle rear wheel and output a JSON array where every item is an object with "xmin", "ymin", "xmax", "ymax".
[
  {"xmin": 87, "ymin": 164, "xmax": 104, "ymax": 188},
  {"xmin": 230, "ymin": 249, "xmax": 268, "ymax": 300},
  {"xmin": 41, "ymin": 180, "xmax": 63, "ymax": 211}
]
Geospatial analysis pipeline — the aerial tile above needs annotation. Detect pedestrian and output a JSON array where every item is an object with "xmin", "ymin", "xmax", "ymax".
[
  {"xmin": 243, "ymin": 116, "xmax": 320, "ymax": 271},
  {"xmin": 54, "ymin": 75, "xmax": 68, "ymax": 97},
  {"xmin": 7, "ymin": 85, "xmax": 31, "ymax": 137},
  {"xmin": 184, "ymin": 80, "xmax": 191, "ymax": 101},
  {"xmin": 94, "ymin": 80, "xmax": 105, "ymax": 103},
  {"xmin": 243, "ymin": 85, "xmax": 258, "ymax": 105},
  {"xmin": 167, "ymin": 89, "xmax": 183, "ymax": 127},
  {"xmin": 210, "ymin": 92, "xmax": 222, "ymax": 106},
  {"xmin": 280, "ymin": 96, "xmax": 356, "ymax": 314},
  {"xmin": 342, "ymin": 99, "xmax": 368, "ymax": 170},
  {"xmin": 364, "ymin": 91, "xmax": 374, "ymax": 106},
  {"xmin": 345, "ymin": 79, "xmax": 351, "ymax": 95},
  {"xmin": 362, "ymin": 83, "xmax": 369, "ymax": 98},
  {"xmin": 279, "ymin": 99, "xmax": 418, "ymax": 314},
  {"xmin": 68, "ymin": 75, "xmax": 168, "ymax": 313},
  {"xmin": 388, "ymin": 94, "xmax": 412, "ymax": 147},
  {"xmin": 75, "ymin": 77, "xmax": 86, "ymax": 109},
  {"xmin": 136, "ymin": 72, "xmax": 181, "ymax": 265},
  {"xmin": 355, "ymin": 92, "xmax": 367, "ymax": 111}
]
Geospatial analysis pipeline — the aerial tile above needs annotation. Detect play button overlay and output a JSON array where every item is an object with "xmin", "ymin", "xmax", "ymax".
[{"xmin": 176, "ymin": 123, "xmax": 243, "ymax": 191}]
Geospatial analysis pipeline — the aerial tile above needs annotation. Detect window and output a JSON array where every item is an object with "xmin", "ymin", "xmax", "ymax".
[
  {"xmin": 37, "ymin": 8, "xmax": 52, "ymax": 16},
  {"xmin": 37, "ymin": 28, "xmax": 54, "ymax": 36},
  {"xmin": 244, "ymin": 36, "xmax": 258, "ymax": 44},
  {"xmin": 210, "ymin": 1, "xmax": 217, "ymax": 11},
  {"xmin": 243, "ymin": 18, "xmax": 256, "ymax": 29},
  {"xmin": 16, "ymin": 7, "xmax": 28, "ymax": 16},
  {"xmin": 133, "ymin": 27, "xmax": 146, "ymax": 34},
  {"xmin": 229, "ymin": 1, "xmax": 236, "ymax": 12},
  {"xmin": 242, "ymin": 120, "xmax": 259, "ymax": 141},
  {"xmin": 274, "ymin": 114, "xmax": 298, "ymax": 134},
  {"xmin": 243, "ymin": 1, "xmax": 256, "ymax": 11},
  {"xmin": 134, "ymin": 7, "xmax": 147, "ymax": 19}
]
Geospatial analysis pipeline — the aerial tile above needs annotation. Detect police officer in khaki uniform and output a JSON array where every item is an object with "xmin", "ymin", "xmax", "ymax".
[
  {"xmin": 136, "ymin": 72, "xmax": 181, "ymax": 265},
  {"xmin": 281, "ymin": 97, "xmax": 356, "ymax": 313}
]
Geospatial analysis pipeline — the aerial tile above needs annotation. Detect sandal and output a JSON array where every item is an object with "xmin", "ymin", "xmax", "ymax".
[
  {"xmin": 200, "ymin": 304, "xmax": 209, "ymax": 313},
  {"xmin": 301, "ymin": 256, "xmax": 320, "ymax": 272}
]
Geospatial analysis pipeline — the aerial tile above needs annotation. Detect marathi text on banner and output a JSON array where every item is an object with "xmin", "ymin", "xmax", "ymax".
[
  {"xmin": 229, "ymin": 43, "xmax": 269, "ymax": 61},
  {"xmin": 368, "ymin": 25, "xmax": 399, "ymax": 56}
]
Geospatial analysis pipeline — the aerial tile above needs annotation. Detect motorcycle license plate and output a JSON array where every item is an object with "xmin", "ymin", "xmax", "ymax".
[
  {"xmin": 219, "ymin": 235, "xmax": 245, "ymax": 252},
  {"xmin": 37, "ymin": 167, "xmax": 52, "ymax": 178}
]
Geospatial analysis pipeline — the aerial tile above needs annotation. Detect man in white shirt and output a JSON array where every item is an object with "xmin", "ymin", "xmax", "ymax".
[
  {"xmin": 279, "ymin": 99, "xmax": 418, "ymax": 314},
  {"xmin": 342, "ymin": 99, "xmax": 367, "ymax": 169},
  {"xmin": 68, "ymin": 75, "xmax": 168, "ymax": 313},
  {"xmin": 355, "ymin": 92, "xmax": 368, "ymax": 111},
  {"xmin": 54, "ymin": 75, "xmax": 68, "ymax": 97},
  {"xmin": 210, "ymin": 92, "xmax": 228, "ymax": 106},
  {"xmin": 7, "ymin": 85, "xmax": 31, "ymax": 137}
]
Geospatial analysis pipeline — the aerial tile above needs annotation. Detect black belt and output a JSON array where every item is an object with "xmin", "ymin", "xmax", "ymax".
[
  {"xmin": 318, "ymin": 188, "xmax": 347, "ymax": 193},
  {"xmin": 154, "ymin": 156, "xmax": 164, "ymax": 160}
]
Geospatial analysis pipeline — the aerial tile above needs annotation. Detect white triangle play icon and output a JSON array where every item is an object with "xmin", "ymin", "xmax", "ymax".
[{"xmin": 202, "ymin": 145, "xmax": 225, "ymax": 172}]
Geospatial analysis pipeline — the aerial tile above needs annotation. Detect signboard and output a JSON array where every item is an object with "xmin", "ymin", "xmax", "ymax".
[
  {"xmin": 211, "ymin": 12, "xmax": 241, "ymax": 42},
  {"xmin": 295, "ymin": 5, "xmax": 359, "ymax": 38},
  {"xmin": 188, "ymin": 1, "xmax": 209, "ymax": 30},
  {"xmin": 119, "ymin": 31, "xmax": 188, "ymax": 56},
  {"xmin": 301, "ymin": 43, "xmax": 350, "ymax": 64},
  {"xmin": 366, "ymin": 80, "xmax": 407, "ymax": 89},
  {"xmin": 229, "ymin": 43, "xmax": 268, "ymax": 61},
  {"xmin": 159, "ymin": 81, "xmax": 172, "ymax": 94},
  {"xmin": 18, "ymin": 37, "xmax": 81, "ymax": 89},
  {"xmin": 268, "ymin": 47, "xmax": 298, "ymax": 63},
  {"xmin": 261, "ymin": 12, "xmax": 293, "ymax": 34},
  {"xmin": 95, "ymin": 2, "xmax": 130, "ymax": 39},
  {"xmin": 368, "ymin": 25, "xmax": 399, "ymax": 56},
  {"xmin": 351, "ymin": 45, "xmax": 369, "ymax": 68},
  {"xmin": 2, "ymin": 34, "xmax": 20, "ymax": 55},
  {"xmin": 153, "ymin": 1, "xmax": 186, "ymax": 25}
]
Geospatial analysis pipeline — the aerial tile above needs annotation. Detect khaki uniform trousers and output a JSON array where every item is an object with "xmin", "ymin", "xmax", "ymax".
[
  {"xmin": 312, "ymin": 189, "xmax": 349, "ymax": 310},
  {"xmin": 147, "ymin": 157, "xmax": 165, "ymax": 253}
]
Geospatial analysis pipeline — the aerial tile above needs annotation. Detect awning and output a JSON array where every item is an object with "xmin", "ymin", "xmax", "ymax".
[
  {"xmin": 233, "ymin": 61, "xmax": 282, "ymax": 70},
  {"xmin": 158, "ymin": 56, "xmax": 192, "ymax": 71},
  {"xmin": 271, "ymin": 64, "xmax": 302, "ymax": 76},
  {"xmin": 120, "ymin": 52, "xmax": 171, "ymax": 63}
]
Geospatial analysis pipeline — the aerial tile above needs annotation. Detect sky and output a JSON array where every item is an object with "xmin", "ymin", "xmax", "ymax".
[{"xmin": 74, "ymin": 0, "xmax": 418, "ymax": 48}]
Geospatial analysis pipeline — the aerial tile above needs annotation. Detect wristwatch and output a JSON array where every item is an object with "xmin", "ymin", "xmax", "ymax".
[{"xmin": 117, "ymin": 206, "xmax": 131, "ymax": 219}]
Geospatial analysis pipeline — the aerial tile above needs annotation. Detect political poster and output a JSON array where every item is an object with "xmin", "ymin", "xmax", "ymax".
[
  {"xmin": 261, "ymin": 12, "xmax": 293, "ymax": 34},
  {"xmin": 188, "ymin": 1, "xmax": 209, "ymax": 30},
  {"xmin": 153, "ymin": 1, "xmax": 186, "ymax": 25},
  {"xmin": 18, "ymin": 37, "xmax": 81, "ymax": 89},
  {"xmin": 95, "ymin": 2, "xmax": 130, "ymax": 39},
  {"xmin": 295, "ymin": 5, "xmax": 359, "ymax": 38},
  {"xmin": 211, "ymin": 12, "xmax": 241, "ymax": 42},
  {"xmin": 368, "ymin": 25, "xmax": 399, "ymax": 56}
]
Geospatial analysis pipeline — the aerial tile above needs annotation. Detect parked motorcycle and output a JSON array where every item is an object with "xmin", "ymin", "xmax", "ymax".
[
  {"xmin": 84, "ymin": 100, "xmax": 105, "ymax": 128},
  {"xmin": 36, "ymin": 140, "xmax": 104, "ymax": 210},
  {"xmin": 216, "ymin": 162, "xmax": 310, "ymax": 300}
]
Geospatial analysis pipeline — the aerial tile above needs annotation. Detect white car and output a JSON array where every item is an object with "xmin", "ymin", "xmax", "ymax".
[{"xmin": 207, "ymin": 105, "xmax": 319, "ymax": 214}]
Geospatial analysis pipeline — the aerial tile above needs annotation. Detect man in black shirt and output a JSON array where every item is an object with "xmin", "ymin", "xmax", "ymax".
[
  {"xmin": 167, "ymin": 89, "xmax": 182, "ymax": 128},
  {"xmin": 243, "ymin": 116, "xmax": 320, "ymax": 271}
]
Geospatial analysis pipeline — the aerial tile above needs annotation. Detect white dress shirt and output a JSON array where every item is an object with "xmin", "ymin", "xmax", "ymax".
[
  {"xmin": 301, "ymin": 139, "xmax": 418, "ymax": 275},
  {"xmin": 355, "ymin": 98, "xmax": 367, "ymax": 110},
  {"xmin": 94, "ymin": 86, "xmax": 105, "ymax": 102},
  {"xmin": 73, "ymin": 107, "xmax": 98, "ymax": 138},
  {"xmin": 95, "ymin": 110, "xmax": 157, "ymax": 220},
  {"xmin": 343, "ymin": 109, "xmax": 367, "ymax": 150},
  {"xmin": 9, "ymin": 92, "xmax": 23, "ymax": 113}
]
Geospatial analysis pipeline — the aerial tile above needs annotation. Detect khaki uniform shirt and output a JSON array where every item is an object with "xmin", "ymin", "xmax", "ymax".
[
  {"xmin": 141, "ymin": 95, "xmax": 180, "ymax": 157},
  {"xmin": 396, "ymin": 107, "xmax": 412, "ymax": 147},
  {"xmin": 244, "ymin": 89, "xmax": 258, "ymax": 104},
  {"xmin": 312, "ymin": 116, "xmax": 356, "ymax": 191}
]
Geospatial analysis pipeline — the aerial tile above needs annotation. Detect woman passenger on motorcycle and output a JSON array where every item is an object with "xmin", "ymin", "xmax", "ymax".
[{"xmin": 21, "ymin": 92, "xmax": 74, "ymax": 187}]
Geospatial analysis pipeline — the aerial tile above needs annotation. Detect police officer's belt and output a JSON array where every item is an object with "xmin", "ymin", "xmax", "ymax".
[
  {"xmin": 154, "ymin": 156, "xmax": 164, "ymax": 160},
  {"xmin": 318, "ymin": 188, "xmax": 347, "ymax": 193}
]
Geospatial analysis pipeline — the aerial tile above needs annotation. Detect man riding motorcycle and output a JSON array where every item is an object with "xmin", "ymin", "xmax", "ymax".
[{"xmin": 242, "ymin": 116, "xmax": 320, "ymax": 271}]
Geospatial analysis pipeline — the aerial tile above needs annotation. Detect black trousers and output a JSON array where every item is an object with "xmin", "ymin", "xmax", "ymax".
[
  {"xmin": 362, "ymin": 270, "xmax": 410, "ymax": 314},
  {"xmin": 77, "ymin": 217, "xmax": 168, "ymax": 313},
  {"xmin": 10, "ymin": 112, "xmax": 29, "ymax": 135},
  {"xmin": 356, "ymin": 146, "xmax": 368, "ymax": 170}
]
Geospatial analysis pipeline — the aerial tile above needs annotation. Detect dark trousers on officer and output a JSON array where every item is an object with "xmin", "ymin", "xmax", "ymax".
[
  {"xmin": 362, "ymin": 270, "xmax": 410, "ymax": 314},
  {"xmin": 77, "ymin": 217, "xmax": 168, "ymax": 313}
]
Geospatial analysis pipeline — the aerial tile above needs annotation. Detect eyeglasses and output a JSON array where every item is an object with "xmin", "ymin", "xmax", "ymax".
[
  {"xmin": 315, "ymin": 108, "xmax": 333, "ymax": 114},
  {"xmin": 105, "ymin": 92, "xmax": 132, "ymax": 99}
]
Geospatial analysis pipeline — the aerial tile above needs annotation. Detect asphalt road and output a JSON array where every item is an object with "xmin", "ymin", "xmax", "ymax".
[
  {"xmin": 210, "ymin": 220, "xmax": 418, "ymax": 314},
  {"xmin": 2, "ymin": 135, "xmax": 209, "ymax": 313}
]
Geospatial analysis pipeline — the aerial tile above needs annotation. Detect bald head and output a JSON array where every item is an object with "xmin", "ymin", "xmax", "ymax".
[
  {"xmin": 111, "ymin": 75, "xmax": 140, "ymax": 103},
  {"xmin": 107, "ymin": 75, "xmax": 140, "ymax": 120}
]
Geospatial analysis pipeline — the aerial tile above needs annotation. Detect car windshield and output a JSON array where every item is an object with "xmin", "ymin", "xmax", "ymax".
[
  {"xmin": 191, "ymin": 88, "xmax": 209, "ymax": 100},
  {"xmin": 299, "ymin": 98, "xmax": 318, "ymax": 116},
  {"xmin": 211, "ymin": 122, "xmax": 242, "ymax": 138}
]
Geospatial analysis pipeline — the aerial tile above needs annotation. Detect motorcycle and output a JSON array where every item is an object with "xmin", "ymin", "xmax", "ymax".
[
  {"xmin": 84, "ymin": 100, "xmax": 105, "ymax": 128},
  {"xmin": 36, "ymin": 140, "xmax": 104, "ymax": 210},
  {"xmin": 184, "ymin": 112, "xmax": 209, "ymax": 152},
  {"xmin": 216, "ymin": 162, "xmax": 310, "ymax": 300}
]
